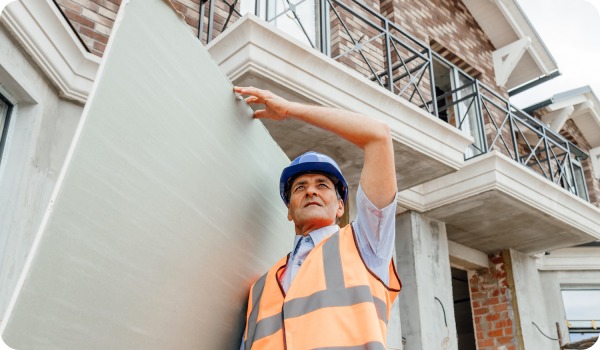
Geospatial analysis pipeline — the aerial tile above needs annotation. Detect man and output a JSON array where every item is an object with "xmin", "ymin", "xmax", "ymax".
[{"xmin": 234, "ymin": 86, "xmax": 401, "ymax": 350}]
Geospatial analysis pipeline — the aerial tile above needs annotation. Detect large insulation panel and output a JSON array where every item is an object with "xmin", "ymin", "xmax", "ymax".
[{"xmin": 0, "ymin": 0, "xmax": 292, "ymax": 348}]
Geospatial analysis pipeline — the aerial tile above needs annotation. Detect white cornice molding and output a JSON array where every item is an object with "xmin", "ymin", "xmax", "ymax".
[
  {"xmin": 537, "ymin": 247, "xmax": 600, "ymax": 270},
  {"xmin": 207, "ymin": 15, "xmax": 474, "ymax": 173},
  {"xmin": 1, "ymin": 0, "xmax": 100, "ymax": 104}
]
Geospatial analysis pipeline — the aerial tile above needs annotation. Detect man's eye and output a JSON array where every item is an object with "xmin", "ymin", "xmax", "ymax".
[
  {"xmin": 319, "ymin": 184, "xmax": 327, "ymax": 187},
  {"xmin": 295, "ymin": 186, "xmax": 304, "ymax": 191}
]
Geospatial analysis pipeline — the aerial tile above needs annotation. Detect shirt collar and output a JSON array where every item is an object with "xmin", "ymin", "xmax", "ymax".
[{"xmin": 292, "ymin": 224, "xmax": 340, "ymax": 252}]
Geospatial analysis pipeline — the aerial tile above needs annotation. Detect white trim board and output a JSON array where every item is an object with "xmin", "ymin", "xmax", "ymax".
[{"xmin": 0, "ymin": 0, "xmax": 100, "ymax": 104}]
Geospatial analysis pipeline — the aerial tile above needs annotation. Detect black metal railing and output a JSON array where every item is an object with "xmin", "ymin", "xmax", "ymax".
[
  {"xmin": 197, "ymin": 0, "xmax": 437, "ymax": 116},
  {"xmin": 436, "ymin": 78, "xmax": 590, "ymax": 200},
  {"xmin": 196, "ymin": 0, "xmax": 590, "ymax": 201}
]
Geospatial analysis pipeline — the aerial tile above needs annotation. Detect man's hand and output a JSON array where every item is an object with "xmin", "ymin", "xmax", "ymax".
[{"xmin": 234, "ymin": 86, "xmax": 292, "ymax": 121}]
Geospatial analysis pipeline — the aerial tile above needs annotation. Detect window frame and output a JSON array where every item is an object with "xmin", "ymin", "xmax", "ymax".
[
  {"xmin": 0, "ymin": 91, "xmax": 14, "ymax": 167},
  {"xmin": 560, "ymin": 287, "xmax": 600, "ymax": 339}
]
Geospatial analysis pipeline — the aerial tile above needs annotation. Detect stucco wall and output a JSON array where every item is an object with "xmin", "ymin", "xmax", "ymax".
[{"xmin": 0, "ymin": 23, "xmax": 83, "ymax": 320}]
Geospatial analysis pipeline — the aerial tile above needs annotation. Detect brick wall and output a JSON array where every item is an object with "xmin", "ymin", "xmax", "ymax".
[
  {"xmin": 469, "ymin": 252, "xmax": 519, "ymax": 350},
  {"xmin": 55, "ymin": 0, "xmax": 205, "ymax": 56}
]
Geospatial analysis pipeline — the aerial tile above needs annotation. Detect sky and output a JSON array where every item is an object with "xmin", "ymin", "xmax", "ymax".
[{"xmin": 510, "ymin": 0, "xmax": 600, "ymax": 109}]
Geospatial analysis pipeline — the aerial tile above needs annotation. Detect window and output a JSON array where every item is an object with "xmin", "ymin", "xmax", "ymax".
[
  {"xmin": 0, "ymin": 93, "xmax": 14, "ymax": 166},
  {"xmin": 561, "ymin": 289, "xmax": 600, "ymax": 343},
  {"xmin": 432, "ymin": 55, "xmax": 485, "ymax": 159},
  {"xmin": 241, "ymin": 0, "xmax": 321, "ymax": 50},
  {"xmin": 572, "ymin": 158, "xmax": 589, "ymax": 201}
]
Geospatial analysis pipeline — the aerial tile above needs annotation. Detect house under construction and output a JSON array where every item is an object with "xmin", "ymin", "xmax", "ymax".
[{"xmin": 0, "ymin": 0, "xmax": 599, "ymax": 349}]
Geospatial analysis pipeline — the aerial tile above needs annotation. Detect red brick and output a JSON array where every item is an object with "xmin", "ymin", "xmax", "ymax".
[
  {"xmin": 106, "ymin": 0, "xmax": 121, "ymax": 5},
  {"xmin": 508, "ymin": 345, "xmax": 516, "ymax": 350},
  {"xmin": 471, "ymin": 287, "xmax": 479, "ymax": 293},
  {"xmin": 487, "ymin": 329, "xmax": 503, "ymax": 337},
  {"xmin": 495, "ymin": 319, "xmax": 512, "ymax": 329},
  {"xmin": 493, "ymin": 303, "xmax": 508, "ymax": 312},
  {"xmin": 477, "ymin": 332, "xmax": 484, "ymax": 340},
  {"xmin": 475, "ymin": 316, "xmax": 482, "ymax": 324},
  {"xmin": 64, "ymin": 9, "xmax": 95, "ymax": 28},
  {"xmin": 474, "ymin": 307, "xmax": 489, "ymax": 316},
  {"xmin": 505, "ymin": 327, "xmax": 513, "ymax": 335},
  {"xmin": 476, "ymin": 324, "xmax": 483, "ymax": 332},
  {"xmin": 497, "ymin": 336, "xmax": 514, "ymax": 345},
  {"xmin": 79, "ymin": 26, "xmax": 109, "ymax": 44},
  {"xmin": 486, "ymin": 313, "xmax": 501, "ymax": 322},
  {"xmin": 478, "ymin": 339, "xmax": 494, "ymax": 348},
  {"xmin": 492, "ymin": 289, "xmax": 500, "ymax": 297},
  {"xmin": 484, "ymin": 297, "xmax": 499, "ymax": 306},
  {"xmin": 93, "ymin": 41, "xmax": 106, "ymax": 52},
  {"xmin": 472, "ymin": 301, "xmax": 480, "ymax": 308}
]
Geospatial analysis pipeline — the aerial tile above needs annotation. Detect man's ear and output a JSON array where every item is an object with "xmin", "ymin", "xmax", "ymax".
[
  {"xmin": 336, "ymin": 199, "xmax": 344, "ymax": 218},
  {"xmin": 287, "ymin": 204, "xmax": 293, "ymax": 221}
]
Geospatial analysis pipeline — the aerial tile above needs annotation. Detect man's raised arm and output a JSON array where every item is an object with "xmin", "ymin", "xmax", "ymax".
[{"xmin": 234, "ymin": 86, "xmax": 396, "ymax": 209}]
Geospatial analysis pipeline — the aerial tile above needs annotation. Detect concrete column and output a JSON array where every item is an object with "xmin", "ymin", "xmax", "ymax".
[
  {"xmin": 395, "ymin": 211, "xmax": 458, "ymax": 350},
  {"xmin": 504, "ymin": 249, "xmax": 555, "ymax": 350}
]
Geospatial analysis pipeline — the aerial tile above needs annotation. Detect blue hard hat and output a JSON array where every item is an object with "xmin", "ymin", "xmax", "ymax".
[{"xmin": 280, "ymin": 152, "xmax": 348, "ymax": 206}]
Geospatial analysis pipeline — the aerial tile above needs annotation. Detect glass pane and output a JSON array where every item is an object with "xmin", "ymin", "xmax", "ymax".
[
  {"xmin": 0, "ymin": 98, "xmax": 8, "ymax": 138},
  {"xmin": 573, "ymin": 163, "xmax": 589, "ymax": 201},
  {"xmin": 432, "ymin": 58, "xmax": 453, "ymax": 124},
  {"xmin": 240, "ymin": 0, "xmax": 256, "ymax": 16},
  {"xmin": 266, "ymin": 0, "xmax": 317, "ymax": 48},
  {"xmin": 561, "ymin": 290, "xmax": 600, "ymax": 321},
  {"xmin": 456, "ymin": 72, "xmax": 484, "ymax": 158}
]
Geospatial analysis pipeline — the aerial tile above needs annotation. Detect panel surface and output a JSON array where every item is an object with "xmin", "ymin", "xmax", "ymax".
[{"xmin": 1, "ymin": 0, "xmax": 292, "ymax": 348}]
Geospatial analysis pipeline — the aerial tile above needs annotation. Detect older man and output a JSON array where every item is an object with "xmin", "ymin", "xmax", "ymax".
[{"xmin": 234, "ymin": 86, "xmax": 401, "ymax": 350}]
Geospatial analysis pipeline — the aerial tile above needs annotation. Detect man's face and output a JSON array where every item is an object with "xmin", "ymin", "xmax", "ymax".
[{"xmin": 287, "ymin": 173, "xmax": 344, "ymax": 229}]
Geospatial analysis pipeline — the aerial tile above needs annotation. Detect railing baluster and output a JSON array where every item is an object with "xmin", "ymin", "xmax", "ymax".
[
  {"xmin": 385, "ymin": 22, "xmax": 393, "ymax": 93},
  {"xmin": 428, "ymin": 48, "xmax": 438, "ymax": 118},
  {"xmin": 207, "ymin": 0, "xmax": 215, "ymax": 43}
]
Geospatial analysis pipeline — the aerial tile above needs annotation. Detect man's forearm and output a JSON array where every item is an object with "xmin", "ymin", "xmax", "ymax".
[
  {"xmin": 286, "ymin": 103, "xmax": 390, "ymax": 151},
  {"xmin": 287, "ymin": 103, "xmax": 397, "ymax": 209}
]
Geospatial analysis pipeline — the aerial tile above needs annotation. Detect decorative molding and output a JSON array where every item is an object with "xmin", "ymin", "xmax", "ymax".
[
  {"xmin": 1, "ymin": 0, "xmax": 100, "ymax": 104},
  {"xmin": 493, "ymin": 37, "xmax": 532, "ymax": 87},
  {"xmin": 537, "ymin": 247, "xmax": 600, "ymax": 270}
]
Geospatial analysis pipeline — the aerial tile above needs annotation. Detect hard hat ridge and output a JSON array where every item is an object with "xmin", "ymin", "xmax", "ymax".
[{"xmin": 280, "ymin": 152, "xmax": 348, "ymax": 206}]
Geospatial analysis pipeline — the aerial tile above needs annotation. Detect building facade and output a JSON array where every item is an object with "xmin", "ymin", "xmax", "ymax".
[{"xmin": 1, "ymin": 0, "xmax": 599, "ymax": 349}]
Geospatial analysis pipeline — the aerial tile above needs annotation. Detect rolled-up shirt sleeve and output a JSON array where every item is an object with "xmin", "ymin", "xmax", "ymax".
[{"xmin": 351, "ymin": 183, "xmax": 397, "ymax": 285}]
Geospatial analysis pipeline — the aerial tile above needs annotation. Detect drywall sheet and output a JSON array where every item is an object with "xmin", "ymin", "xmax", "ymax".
[{"xmin": 1, "ymin": 0, "xmax": 292, "ymax": 348}]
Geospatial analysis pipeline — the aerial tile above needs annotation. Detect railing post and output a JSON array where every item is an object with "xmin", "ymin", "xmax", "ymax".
[
  {"xmin": 207, "ymin": 0, "xmax": 215, "ymax": 44},
  {"xmin": 319, "ymin": 0, "xmax": 330, "ymax": 56},
  {"xmin": 474, "ymin": 80, "xmax": 489, "ymax": 154},
  {"xmin": 543, "ymin": 130, "xmax": 554, "ymax": 185},
  {"xmin": 427, "ymin": 48, "xmax": 438, "ymax": 118},
  {"xmin": 384, "ymin": 21, "xmax": 393, "ymax": 93},
  {"xmin": 566, "ymin": 143, "xmax": 580, "ymax": 196},
  {"xmin": 508, "ymin": 104, "xmax": 520, "ymax": 163}
]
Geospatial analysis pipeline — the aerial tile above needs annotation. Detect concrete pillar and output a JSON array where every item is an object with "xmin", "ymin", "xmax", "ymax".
[
  {"xmin": 504, "ymin": 249, "xmax": 555, "ymax": 350},
  {"xmin": 395, "ymin": 211, "xmax": 458, "ymax": 350}
]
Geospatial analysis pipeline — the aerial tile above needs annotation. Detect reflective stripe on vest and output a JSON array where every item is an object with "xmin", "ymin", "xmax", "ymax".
[{"xmin": 243, "ymin": 224, "xmax": 402, "ymax": 350}]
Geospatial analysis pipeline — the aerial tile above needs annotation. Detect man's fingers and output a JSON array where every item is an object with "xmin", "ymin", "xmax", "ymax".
[
  {"xmin": 245, "ymin": 96, "xmax": 261, "ymax": 105},
  {"xmin": 254, "ymin": 109, "xmax": 267, "ymax": 119},
  {"xmin": 234, "ymin": 86, "xmax": 263, "ymax": 97}
]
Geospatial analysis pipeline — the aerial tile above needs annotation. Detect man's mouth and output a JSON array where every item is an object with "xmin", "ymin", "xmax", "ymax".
[{"xmin": 304, "ymin": 201, "xmax": 321, "ymax": 207}]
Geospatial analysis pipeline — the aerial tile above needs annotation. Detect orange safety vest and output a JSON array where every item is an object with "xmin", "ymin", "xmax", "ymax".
[{"xmin": 243, "ymin": 224, "xmax": 402, "ymax": 350}]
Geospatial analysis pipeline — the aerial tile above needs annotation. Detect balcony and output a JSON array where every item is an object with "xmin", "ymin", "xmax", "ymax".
[
  {"xmin": 204, "ymin": 7, "xmax": 473, "ymax": 191},
  {"xmin": 199, "ymin": 0, "xmax": 591, "ymax": 200}
]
